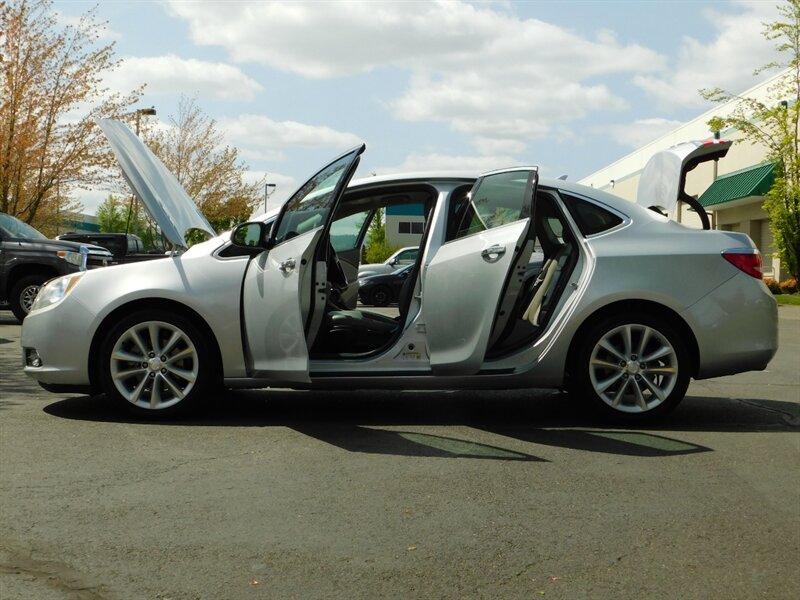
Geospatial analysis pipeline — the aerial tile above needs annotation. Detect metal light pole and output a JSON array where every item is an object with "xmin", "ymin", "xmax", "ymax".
[
  {"xmin": 127, "ymin": 107, "xmax": 157, "ymax": 234},
  {"xmin": 135, "ymin": 106, "xmax": 157, "ymax": 136},
  {"xmin": 264, "ymin": 179, "xmax": 276, "ymax": 214}
]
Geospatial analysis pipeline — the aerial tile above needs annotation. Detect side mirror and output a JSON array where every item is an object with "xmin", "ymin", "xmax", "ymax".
[
  {"xmin": 388, "ymin": 258, "xmax": 397, "ymax": 266},
  {"xmin": 231, "ymin": 222, "xmax": 270, "ymax": 250}
]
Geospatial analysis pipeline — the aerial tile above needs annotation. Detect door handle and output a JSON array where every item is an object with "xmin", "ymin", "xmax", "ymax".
[
  {"xmin": 279, "ymin": 258, "xmax": 296, "ymax": 273},
  {"xmin": 481, "ymin": 244, "xmax": 506, "ymax": 263}
]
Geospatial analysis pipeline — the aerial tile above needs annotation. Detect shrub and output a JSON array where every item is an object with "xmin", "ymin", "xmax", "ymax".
[
  {"xmin": 778, "ymin": 278, "xmax": 798, "ymax": 294},
  {"xmin": 364, "ymin": 240, "xmax": 400, "ymax": 265},
  {"xmin": 764, "ymin": 278, "xmax": 781, "ymax": 294}
]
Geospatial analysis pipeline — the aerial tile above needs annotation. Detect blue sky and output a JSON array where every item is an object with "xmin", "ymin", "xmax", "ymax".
[{"xmin": 54, "ymin": 0, "xmax": 784, "ymax": 214}]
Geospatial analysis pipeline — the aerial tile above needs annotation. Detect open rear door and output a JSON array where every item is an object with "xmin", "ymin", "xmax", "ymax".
[
  {"xmin": 242, "ymin": 145, "xmax": 364, "ymax": 382},
  {"xmin": 424, "ymin": 168, "xmax": 538, "ymax": 375}
]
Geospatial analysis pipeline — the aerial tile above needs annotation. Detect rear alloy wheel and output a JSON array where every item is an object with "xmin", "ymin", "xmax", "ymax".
[
  {"xmin": 369, "ymin": 285, "xmax": 392, "ymax": 307},
  {"xmin": 99, "ymin": 310, "xmax": 213, "ymax": 418},
  {"xmin": 575, "ymin": 314, "xmax": 690, "ymax": 420},
  {"xmin": 10, "ymin": 274, "xmax": 48, "ymax": 321}
]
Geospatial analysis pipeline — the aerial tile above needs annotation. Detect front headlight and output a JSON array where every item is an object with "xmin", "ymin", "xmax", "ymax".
[
  {"xmin": 30, "ymin": 272, "xmax": 84, "ymax": 312},
  {"xmin": 56, "ymin": 249, "xmax": 82, "ymax": 266}
]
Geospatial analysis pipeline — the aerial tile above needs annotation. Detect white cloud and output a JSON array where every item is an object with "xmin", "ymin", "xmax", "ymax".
[
  {"xmin": 634, "ymin": 1, "xmax": 782, "ymax": 110},
  {"xmin": 599, "ymin": 118, "xmax": 686, "ymax": 148},
  {"xmin": 105, "ymin": 55, "xmax": 264, "ymax": 102},
  {"xmin": 219, "ymin": 115, "xmax": 362, "ymax": 150},
  {"xmin": 166, "ymin": 1, "xmax": 664, "ymax": 152}
]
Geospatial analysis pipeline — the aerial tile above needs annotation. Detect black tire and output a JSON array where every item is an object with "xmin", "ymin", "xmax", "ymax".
[
  {"xmin": 573, "ymin": 313, "xmax": 690, "ymax": 422},
  {"xmin": 98, "ymin": 309, "xmax": 214, "ymax": 419},
  {"xmin": 369, "ymin": 285, "xmax": 392, "ymax": 307},
  {"xmin": 10, "ymin": 274, "xmax": 49, "ymax": 321}
]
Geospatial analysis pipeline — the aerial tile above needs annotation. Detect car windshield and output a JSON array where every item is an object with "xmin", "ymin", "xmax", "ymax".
[{"xmin": 0, "ymin": 213, "xmax": 47, "ymax": 240}]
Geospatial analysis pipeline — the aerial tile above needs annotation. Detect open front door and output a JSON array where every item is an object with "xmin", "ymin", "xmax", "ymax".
[
  {"xmin": 242, "ymin": 145, "xmax": 364, "ymax": 382},
  {"xmin": 424, "ymin": 168, "xmax": 538, "ymax": 375}
]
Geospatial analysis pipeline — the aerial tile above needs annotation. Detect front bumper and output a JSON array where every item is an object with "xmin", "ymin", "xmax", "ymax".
[{"xmin": 21, "ymin": 295, "xmax": 96, "ymax": 388}]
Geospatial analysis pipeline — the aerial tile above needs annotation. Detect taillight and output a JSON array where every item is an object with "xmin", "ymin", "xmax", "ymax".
[{"xmin": 722, "ymin": 249, "xmax": 762, "ymax": 279}]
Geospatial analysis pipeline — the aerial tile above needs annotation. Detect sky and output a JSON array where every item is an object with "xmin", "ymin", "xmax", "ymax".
[{"xmin": 53, "ymin": 0, "xmax": 785, "ymax": 215}]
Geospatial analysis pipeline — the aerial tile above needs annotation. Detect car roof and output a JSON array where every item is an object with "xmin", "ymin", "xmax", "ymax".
[{"xmin": 349, "ymin": 171, "xmax": 651, "ymax": 221}]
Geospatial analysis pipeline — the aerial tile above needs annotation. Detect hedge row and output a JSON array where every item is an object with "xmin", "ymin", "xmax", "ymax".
[{"xmin": 764, "ymin": 278, "xmax": 799, "ymax": 294}]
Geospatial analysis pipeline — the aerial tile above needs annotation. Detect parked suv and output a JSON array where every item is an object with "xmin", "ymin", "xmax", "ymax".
[{"xmin": 0, "ymin": 213, "xmax": 112, "ymax": 321}]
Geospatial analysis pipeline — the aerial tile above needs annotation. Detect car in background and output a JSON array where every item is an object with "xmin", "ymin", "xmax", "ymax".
[
  {"xmin": 358, "ymin": 263, "xmax": 414, "ymax": 306},
  {"xmin": 20, "ymin": 122, "xmax": 777, "ymax": 422},
  {"xmin": 57, "ymin": 232, "xmax": 166, "ymax": 265},
  {"xmin": 358, "ymin": 246, "xmax": 418, "ymax": 278},
  {"xmin": 0, "ymin": 213, "xmax": 112, "ymax": 321}
]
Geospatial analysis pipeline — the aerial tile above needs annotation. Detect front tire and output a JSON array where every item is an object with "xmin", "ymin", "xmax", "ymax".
[
  {"xmin": 369, "ymin": 285, "xmax": 392, "ymax": 307},
  {"xmin": 10, "ymin": 274, "xmax": 48, "ymax": 321},
  {"xmin": 574, "ymin": 313, "xmax": 690, "ymax": 421},
  {"xmin": 99, "ymin": 310, "xmax": 214, "ymax": 418}
]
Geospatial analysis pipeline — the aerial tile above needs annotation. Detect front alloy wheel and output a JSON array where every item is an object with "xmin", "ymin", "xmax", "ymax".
[
  {"xmin": 576, "ymin": 315, "xmax": 690, "ymax": 420},
  {"xmin": 100, "ymin": 311, "xmax": 213, "ymax": 417}
]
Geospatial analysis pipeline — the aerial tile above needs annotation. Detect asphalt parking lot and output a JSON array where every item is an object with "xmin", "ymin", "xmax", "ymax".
[{"xmin": 1, "ymin": 308, "xmax": 798, "ymax": 600}]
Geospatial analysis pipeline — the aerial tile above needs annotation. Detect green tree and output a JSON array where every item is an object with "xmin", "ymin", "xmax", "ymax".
[
  {"xmin": 95, "ymin": 194, "xmax": 163, "ymax": 250},
  {"xmin": 363, "ymin": 208, "xmax": 399, "ymax": 264},
  {"xmin": 701, "ymin": 0, "xmax": 800, "ymax": 280},
  {"xmin": 0, "ymin": 0, "xmax": 142, "ymax": 229},
  {"xmin": 95, "ymin": 195, "xmax": 128, "ymax": 233}
]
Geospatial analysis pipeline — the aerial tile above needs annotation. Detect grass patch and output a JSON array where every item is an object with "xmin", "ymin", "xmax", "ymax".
[{"xmin": 776, "ymin": 294, "xmax": 800, "ymax": 306}]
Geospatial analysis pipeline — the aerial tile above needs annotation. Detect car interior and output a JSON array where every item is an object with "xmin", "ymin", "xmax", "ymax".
[
  {"xmin": 308, "ymin": 184, "xmax": 579, "ymax": 362},
  {"xmin": 310, "ymin": 184, "xmax": 437, "ymax": 357}
]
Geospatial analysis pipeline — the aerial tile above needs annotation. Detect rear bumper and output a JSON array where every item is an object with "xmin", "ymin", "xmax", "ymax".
[{"xmin": 684, "ymin": 275, "xmax": 778, "ymax": 379}]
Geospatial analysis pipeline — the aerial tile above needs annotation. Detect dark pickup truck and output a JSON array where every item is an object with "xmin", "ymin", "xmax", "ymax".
[
  {"xmin": 56, "ymin": 232, "xmax": 167, "ymax": 265},
  {"xmin": 1, "ymin": 213, "xmax": 113, "ymax": 321}
]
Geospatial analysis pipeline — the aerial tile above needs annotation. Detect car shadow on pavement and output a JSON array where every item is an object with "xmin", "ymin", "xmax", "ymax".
[
  {"xmin": 0, "ymin": 313, "xmax": 21, "ymax": 325},
  {"xmin": 42, "ymin": 388, "xmax": 797, "ymax": 460}
]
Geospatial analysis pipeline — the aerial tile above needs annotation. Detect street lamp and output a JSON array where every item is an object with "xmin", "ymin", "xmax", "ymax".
[
  {"xmin": 264, "ymin": 179, "xmax": 276, "ymax": 214},
  {"xmin": 135, "ymin": 106, "xmax": 157, "ymax": 136},
  {"xmin": 127, "ymin": 107, "xmax": 157, "ymax": 233}
]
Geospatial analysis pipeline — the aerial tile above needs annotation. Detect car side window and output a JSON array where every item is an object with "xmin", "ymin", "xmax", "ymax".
[
  {"xmin": 330, "ymin": 210, "xmax": 369, "ymax": 252},
  {"xmin": 273, "ymin": 150, "xmax": 360, "ymax": 246},
  {"xmin": 446, "ymin": 171, "xmax": 533, "ymax": 242},
  {"xmin": 561, "ymin": 193, "xmax": 623, "ymax": 236},
  {"xmin": 397, "ymin": 249, "xmax": 417, "ymax": 263}
]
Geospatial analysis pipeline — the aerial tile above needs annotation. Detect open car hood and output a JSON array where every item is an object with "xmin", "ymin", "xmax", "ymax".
[
  {"xmin": 97, "ymin": 119, "xmax": 216, "ymax": 249},
  {"xmin": 636, "ymin": 139, "xmax": 732, "ymax": 216}
]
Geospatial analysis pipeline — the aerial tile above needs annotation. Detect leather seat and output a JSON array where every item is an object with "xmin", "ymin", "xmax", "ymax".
[{"xmin": 318, "ymin": 251, "xmax": 421, "ymax": 354}]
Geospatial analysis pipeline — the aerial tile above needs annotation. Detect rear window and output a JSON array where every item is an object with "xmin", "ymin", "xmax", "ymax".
[{"xmin": 561, "ymin": 193, "xmax": 623, "ymax": 236}]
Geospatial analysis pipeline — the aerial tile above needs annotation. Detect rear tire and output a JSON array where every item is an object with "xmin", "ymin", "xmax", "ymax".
[
  {"xmin": 99, "ymin": 309, "xmax": 214, "ymax": 419},
  {"xmin": 10, "ymin": 274, "xmax": 48, "ymax": 321},
  {"xmin": 573, "ymin": 313, "xmax": 690, "ymax": 421}
]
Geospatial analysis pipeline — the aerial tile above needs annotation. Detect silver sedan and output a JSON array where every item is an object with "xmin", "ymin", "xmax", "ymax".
[{"xmin": 20, "ymin": 121, "xmax": 778, "ymax": 422}]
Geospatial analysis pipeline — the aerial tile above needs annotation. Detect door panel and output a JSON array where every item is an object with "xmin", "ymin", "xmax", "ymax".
[
  {"xmin": 242, "ymin": 229, "xmax": 323, "ymax": 382},
  {"xmin": 424, "ymin": 168, "xmax": 537, "ymax": 375},
  {"xmin": 424, "ymin": 221, "xmax": 529, "ymax": 375},
  {"xmin": 241, "ymin": 144, "xmax": 365, "ymax": 381}
]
